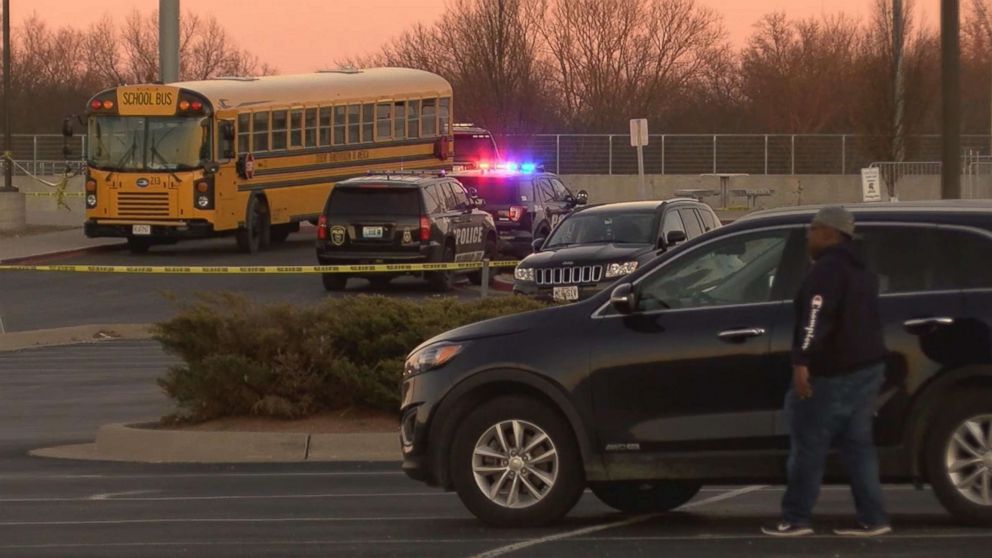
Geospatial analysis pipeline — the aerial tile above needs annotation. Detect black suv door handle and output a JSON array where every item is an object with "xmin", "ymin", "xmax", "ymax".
[
  {"xmin": 903, "ymin": 317, "xmax": 955, "ymax": 330},
  {"xmin": 718, "ymin": 328, "xmax": 766, "ymax": 342}
]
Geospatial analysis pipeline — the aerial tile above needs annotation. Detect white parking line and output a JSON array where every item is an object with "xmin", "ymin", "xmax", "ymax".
[
  {"xmin": 0, "ymin": 515, "xmax": 466, "ymax": 527},
  {"xmin": 467, "ymin": 485, "xmax": 767, "ymax": 558},
  {"xmin": 0, "ymin": 491, "xmax": 449, "ymax": 503},
  {"xmin": 3, "ymin": 531, "xmax": 992, "ymax": 551}
]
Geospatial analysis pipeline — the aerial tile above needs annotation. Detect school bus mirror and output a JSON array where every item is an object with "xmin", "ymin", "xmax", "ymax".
[{"xmin": 201, "ymin": 160, "xmax": 221, "ymax": 174}]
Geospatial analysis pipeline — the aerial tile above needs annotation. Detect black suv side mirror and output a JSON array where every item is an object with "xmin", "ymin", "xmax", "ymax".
[
  {"xmin": 610, "ymin": 283, "xmax": 638, "ymax": 315},
  {"xmin": 666, "ymin": 230, "xmax": 687, "ymax": 247},
  {"xmin": 532, "ymin": 237, "xmax": 546, "ymax": 252},
  {"xmin": 575, "ymin": 190, "xmax": 589, "ymax": 206}
]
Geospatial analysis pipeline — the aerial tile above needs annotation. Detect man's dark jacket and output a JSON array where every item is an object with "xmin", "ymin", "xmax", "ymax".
[{"xmin": 791, "ymin": 242, "xmax": 888, "ymax": 377}]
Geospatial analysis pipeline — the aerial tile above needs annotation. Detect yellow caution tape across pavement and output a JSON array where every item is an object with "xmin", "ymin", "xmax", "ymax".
[
  {"xmin": 21, "ymin": 192, "xmax": 85, "ymax": 198},
  {"xmin": 0, "ymin": 261, "xmax": 521, "ymax": 274}
]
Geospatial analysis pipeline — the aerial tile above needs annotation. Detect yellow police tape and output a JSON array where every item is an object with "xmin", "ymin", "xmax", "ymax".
[
  {"xmin": 21, "ymin": 192, "xmax": 85, "ymax": 198},
  {"xmin": 0, "ymin": 260, "xmax": 521, "ymax": 274}
]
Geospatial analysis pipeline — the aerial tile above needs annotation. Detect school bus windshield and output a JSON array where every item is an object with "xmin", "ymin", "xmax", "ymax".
[{"xmin": 87, "ymin": 116, "xmax": 211, "ymax": 171}]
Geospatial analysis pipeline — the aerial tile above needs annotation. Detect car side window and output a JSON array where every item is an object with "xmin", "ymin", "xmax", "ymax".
[
  {"xmin": 932, "ymin": 228, "xmax": 992, "ymax": 290},
  {"xmin": 661, "ymin": 210, "xmax": 686, "ymax": 238},
  {"xmin": 449, "ymin": 182, "xmax": 470, "ymax": 210},
  {"xmin": 434, "ymin": 182, "xmax": 456, "ymax": 212},
  {"xmin": 422, "ymin": 185, "xmax": 444, "ymax": 214},
  {"xmin": 534, "ymin": 179, "xmax": 555, "ymax": 204},
  {"xmin": 637, "ymin": 229, "xmax": 792, "ymax": 311},
  {"xmin": 698, "ymin": 208, "xmax": 718, "ymax": 232},
  {"xmin": 855, "ymin": 226, "xmax": 937, "ymax": 294},
  {"xmin": 678, "ymin": 208, "xmax": 704, "ymax": 238},
  {"xmin": 550, "ymin": 178, "xmax": 570, "ymax": 199}
]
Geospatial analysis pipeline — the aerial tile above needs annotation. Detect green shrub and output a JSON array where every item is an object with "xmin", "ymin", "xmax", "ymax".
[{"xmin": 154, "ymin": 294, "xmax": 547, "ymax": 422}]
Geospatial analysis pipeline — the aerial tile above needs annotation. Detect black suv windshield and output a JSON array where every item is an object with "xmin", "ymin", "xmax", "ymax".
[
  {"xmin": 87, "ymin": 116, "xmax": 210, "ymax": 171},
  {"xmin": 546, "ymin": 212, "xmax": 656, "ymax": 247},
  {"xmin": 327, "ymin": 187, "xmax": 423, "ymax": 216},
  {"xmin": 454, "ymin": 176, "xmax": 522, "ymax": 205}
]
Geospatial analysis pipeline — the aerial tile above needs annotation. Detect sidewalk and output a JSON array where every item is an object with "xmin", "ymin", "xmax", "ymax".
[{"xmin": 0, "ymin": 227, "xmax": 124, "ymax": 263}]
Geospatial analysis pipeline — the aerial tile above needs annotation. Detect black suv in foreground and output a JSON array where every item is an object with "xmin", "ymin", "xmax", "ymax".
[
  {"xmin": 316, "ymin": 173, "xmax": 497, "ymax": 291},
  {"xmin": 513, "ymin": 199, "xmax": 720, "ymax": 301},
  {"xmin": 450, "ymin": 169, "xmax": 588, "ymax": 257},
  {"xmin": 401, "ymin": 201, "xmax": 992, "ymax": 527}
]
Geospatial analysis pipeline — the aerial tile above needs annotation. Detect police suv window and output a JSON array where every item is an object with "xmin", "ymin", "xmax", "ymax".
[
  {"xmin": 423, "ymin": 184, "xmax": 445, "ymax": 214},
  {"xmin": 536, "ymin": 179, "xmax": 556, "ymax": 203},
  {"xmin": 637, "ymin": 229, "xmax": 791, "ymax": 312},
  {"xmin": 551, "ymin": 178, "xmax": 570, "ymax": 199},
  {"xmin": 449, "ymin": 182, "xmax": 470, "ymax": 209}
]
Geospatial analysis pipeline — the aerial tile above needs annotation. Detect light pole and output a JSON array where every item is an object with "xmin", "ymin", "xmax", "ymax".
[
  {"xmin": 893, "ymin": 0, "xmax": 906, "ymax": 165},
  {"xmin": 159, "ymin": 0, "xmax": 179, "ymax": 83},
  {"xmin": 1, "ymin": 0, "xmax": 15, "ymax": 193},
  {"xmin": 942, "ymin": 0, "xmax": 961, "ymax": 199}
]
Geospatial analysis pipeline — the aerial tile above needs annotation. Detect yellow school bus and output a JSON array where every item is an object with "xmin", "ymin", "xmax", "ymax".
[{"xmin": 82, "ymin": 68, "xmax": 454, "ymax": 253}]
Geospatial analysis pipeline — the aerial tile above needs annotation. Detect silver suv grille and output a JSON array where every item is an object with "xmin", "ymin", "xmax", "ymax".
[{"xmin": 535, "ymin": 265, "xmax": 603, "ymax": 286}]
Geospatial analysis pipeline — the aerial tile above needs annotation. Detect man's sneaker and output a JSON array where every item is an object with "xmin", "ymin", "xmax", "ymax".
[
  {"xmin": 833, "ymin": 524, "xmax": 892, "ymax": 537},
  {"xmin": 761, "ymin": 521, "xmax": 814, "ymax": 537}
]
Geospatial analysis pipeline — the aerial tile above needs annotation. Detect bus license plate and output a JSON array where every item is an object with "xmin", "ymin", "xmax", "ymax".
[
  {"xmin": 553, "ymin": 286, "xmax": 579, "ymax": 302},
  {"xmin": 363, "ymin": 226, "xmax": 384, "ymax": 239},
  {"xmin": 132, "ymin": 225, "xmax": 152, "ymax": 236}
]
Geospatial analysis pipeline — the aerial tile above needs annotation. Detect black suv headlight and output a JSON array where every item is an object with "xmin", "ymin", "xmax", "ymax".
[
  {"xmin": 404, "ymin": 342, "xmax": 465, "ymax": 378},
  {"xmin": 514, "ymin": 266, "xmax": 535, "ymax": 282}
]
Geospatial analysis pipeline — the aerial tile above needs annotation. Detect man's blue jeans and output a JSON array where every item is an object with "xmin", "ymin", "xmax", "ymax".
[{"xmin": 781, "ymin": 363, "xmax": 889, "ymax": 527}]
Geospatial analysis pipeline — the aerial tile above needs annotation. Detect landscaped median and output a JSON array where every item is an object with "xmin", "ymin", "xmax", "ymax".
[{"xmin": 32, "ymin": 293, "xmax": 549, "ymax": 463}]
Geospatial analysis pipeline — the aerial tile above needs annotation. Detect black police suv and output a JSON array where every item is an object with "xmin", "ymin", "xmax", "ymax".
[
  {"xmin": 401, "ymin": 201, "xmax": 992, "ymax": 527},
  {"xmin": 513, "ymin": 199, "xmax": 721, "ymax": 301},
  {"xmin": 316, "ymin": 173, "xmax": 497, "ymax": 292},
  {"xmin": 451, "ymin": 169, "xmax": 589, "ymax": 258}
]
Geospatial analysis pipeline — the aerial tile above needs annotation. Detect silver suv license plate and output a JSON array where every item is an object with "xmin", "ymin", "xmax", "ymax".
[{"xmin": 553, "ymin": 286, "xmax": 579, "ymax": 302}]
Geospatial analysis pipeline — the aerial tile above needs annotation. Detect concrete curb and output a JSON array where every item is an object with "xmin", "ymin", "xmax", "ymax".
[
  {"xmin": 0, "ymin": 241, "xmax": 126, "ymax": 265},
  {"xmin": 30, "ymin": 422, "xmax": 399, "ymax": 464},
  {"xmin": 0, "ymin": 324, "xmax": 154, "ymax": 352}
]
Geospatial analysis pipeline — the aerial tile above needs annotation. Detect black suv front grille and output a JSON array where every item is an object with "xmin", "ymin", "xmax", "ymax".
[{"xmin": 535, "ymin": 265, "xmax": 603, "ymax": 286}]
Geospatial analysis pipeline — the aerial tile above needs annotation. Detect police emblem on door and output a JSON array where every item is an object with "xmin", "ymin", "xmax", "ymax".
[
  {"xmin": 402, "ymin": 230, "xmax": 412, "ymax": 244},
  {"xmin": 330, "ymin": 226, "xmax": 346, "ymax": 246}
]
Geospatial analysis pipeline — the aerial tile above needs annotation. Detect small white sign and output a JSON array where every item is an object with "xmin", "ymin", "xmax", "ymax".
[
  {"xmin": 861, "ymin": 168, "xmax": 882, "ymax": 202},
  {"xmin": 630, "ymin": 118, "xmax": 649, "ymax": 147}
]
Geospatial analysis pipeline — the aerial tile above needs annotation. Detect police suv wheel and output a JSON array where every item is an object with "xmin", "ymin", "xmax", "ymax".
[
  {"xmin": 429, "ymin": 245, "xmax": 456, "ymax": 292},
  {"xmin": 450, "ymin": 396, "xmax": 584, "ymax": 527},
  {"xmin": 589, "ymin": 481, "xmax": 701, "ymax": 514},
  {"xmin": 322, "ymin": 273, "xmax": 348, "ymax": 292},
  {"xmin": 926, "ymin": 391, "xmax": 992, "ymax": 526}
]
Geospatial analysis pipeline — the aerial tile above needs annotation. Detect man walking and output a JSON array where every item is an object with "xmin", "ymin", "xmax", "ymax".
[{"xmin": 763, "ymin": 206, "xmax": 892, "ymax": 538}]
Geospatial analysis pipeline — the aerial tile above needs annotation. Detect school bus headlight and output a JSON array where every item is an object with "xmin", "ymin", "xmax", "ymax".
[
  {"xmin": 86, "ymin": 194, "xmax": 97, "ymax": 208},
  {"xmin": 196, "ymin": 195, "xmax": 211, "ymax": 209}
]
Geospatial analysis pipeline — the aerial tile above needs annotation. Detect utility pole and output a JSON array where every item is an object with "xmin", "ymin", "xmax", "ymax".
[
  {"xmin": 159, "ymin": 0, "xmax": 179, "ymax": 83},
  {"xmin": 1, "ymin": 0, "xmax": 15, "ymax": 193},
  {"xmin": 942, "ymin": 0, "xmax": 961, "ymax": 199},
  {"xmin": 892, "ymin": 0, "xmax": 906, "ymax": 164}
]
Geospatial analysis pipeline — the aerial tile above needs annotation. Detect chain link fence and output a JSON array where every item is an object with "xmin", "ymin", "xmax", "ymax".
[
  {"xmin": 5, "ymin": 132, "xmax": 992, "ymax": 176},
  {"xmin": 495, "ymin": 134, "xmax": 992, "ymax": 175}
]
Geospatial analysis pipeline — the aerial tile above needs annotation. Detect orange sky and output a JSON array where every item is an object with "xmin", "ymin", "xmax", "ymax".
[{"xmin": 21, "ymin": 0, "xmax": 939, "ymax": 74}]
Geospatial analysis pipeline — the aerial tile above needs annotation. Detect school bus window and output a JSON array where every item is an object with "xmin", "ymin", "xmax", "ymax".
[
  {"xmin": 272, "ymin": 110, "xmax": 288, "ymax": 150},
  {"xmin": 407, "ymin": 100, "xmax": 420, "ymax": 139},
  {"xmin": 422, "ymin": 98, "xmax": 437, "ymax": 137},
  {"xmin": 304, "ymin": 108, "xmax": 317, "ymax": 147},
  {"xmin": 252, "ymin": 112, "xmax": 269, "ymax": 151},
  {"xmin": 348, "ymin": 104, "xmax": 361, "ymax": 144},
  {"xmin": 237, "ymin": 113, "xmax": 251, "ymax": 153},
  {"xmin": 394, "ymin": 101, "xmax": 406, "ymax": 140},
  {"xmin": 332, "ymin": 106, "xmax": 345, "ymax": 145},
  {"xmin": 290, "ymin": 109, "xmax": 304, "ymax": 148},
  {"xmin": 362, "ymin": 103, "xmax": 374, "ymax": 143},
  {"xmin": 319, "ymin": 106, "xmax": 332, "ymax": 146},
  {"xmin": 439, "ymin": 97, "xmax": 451, "ymax": 136},
  {"xmin": 375, "ymin": 103, "xmax": 392, "ymax": 141}
]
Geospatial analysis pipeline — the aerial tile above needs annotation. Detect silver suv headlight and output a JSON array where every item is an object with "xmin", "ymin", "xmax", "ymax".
[
  {"xmin": 514, "ymin": 266, "xmax": 535, "ymax": 282},
  {"xmin": 605, "ymin": 261, "xmax": 639, "ymax": 278}
]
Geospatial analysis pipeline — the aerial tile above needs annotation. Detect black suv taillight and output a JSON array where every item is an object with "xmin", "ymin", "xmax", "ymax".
[
  {"xmin": 420, "ymin": 216, "xmax": 431, "ymax": 241},
  {"xmin": 318, "ymin": 215, "xmax": 328, "ymax": 240}
]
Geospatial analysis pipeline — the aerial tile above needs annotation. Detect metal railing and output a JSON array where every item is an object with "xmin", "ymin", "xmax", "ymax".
[{"xmin": 7, "ymin": 132, "xmax": 992, "ymax": 176}]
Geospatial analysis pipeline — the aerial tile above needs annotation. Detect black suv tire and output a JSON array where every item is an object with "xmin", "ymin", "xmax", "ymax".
[
  {"xmin": 428, "ymin": 244, "xmax": 456, "ymax": 292},
  {"xmin": 589, "ymin": 481, "xmax": 702, "ymax": 514},
  {"xmin": 925, "ymin": 391, "xmax": 992, "ymax": 526},
  {"xmin": 322, "ymin": 273, "xmax": 348, "ymax": 291},
  {"xmin": 450, "ymin": 395, "xmax": 585, "ymax": 527}
]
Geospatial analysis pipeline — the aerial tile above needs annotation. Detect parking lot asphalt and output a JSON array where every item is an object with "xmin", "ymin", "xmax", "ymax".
[
  {"xmin": 0, "ymin": 230, "xmax": 487, "ymax": 333},
  {"xmin": 2, "ymin": 342, "xmax": 990, "ymax": 557}
]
